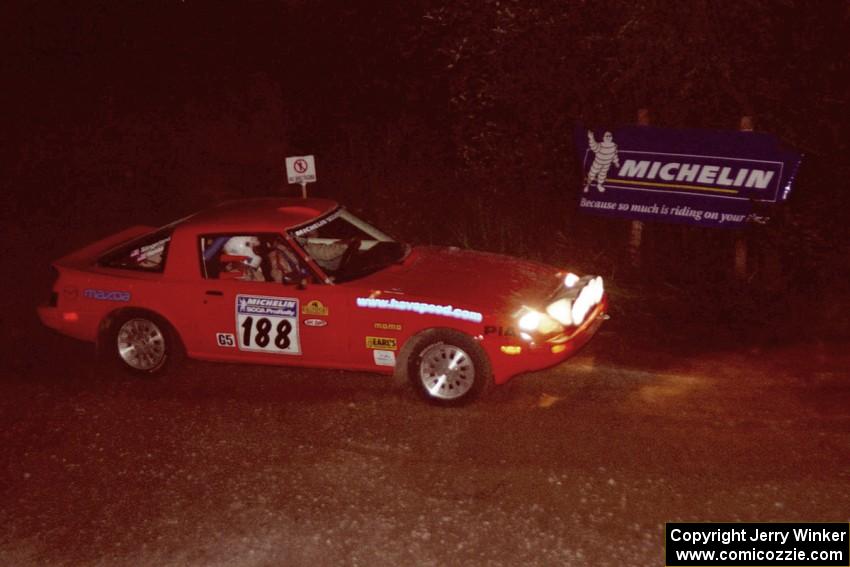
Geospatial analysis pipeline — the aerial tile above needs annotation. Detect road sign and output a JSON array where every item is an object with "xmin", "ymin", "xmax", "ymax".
[
  {"xmin": 285, "ymin": 155, "xmax": 317, "ymax": 185},
  {"xmin": 575, "ymin": 126, "xmax": 802, "ymax": 228}
]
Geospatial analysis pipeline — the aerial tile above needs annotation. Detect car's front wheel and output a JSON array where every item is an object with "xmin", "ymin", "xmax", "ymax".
[
  {"xmin": 397, "ymin": 329, "xmax": 491, "ymax": 406},
  {"xmin": 100, "ymin": 310, "xmax": 181, "ymax": 376}
]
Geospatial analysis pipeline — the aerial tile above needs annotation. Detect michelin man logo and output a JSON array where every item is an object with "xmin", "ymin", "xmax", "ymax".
[{"xmin": 584, "ymin": 130, "xmax": 620, "ymax": 193}]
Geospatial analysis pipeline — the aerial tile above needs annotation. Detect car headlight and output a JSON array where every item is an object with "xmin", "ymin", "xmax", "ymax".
[
  {"xmin": 572, "ymin": 294, "xmax": 592, "ymax": 326},
  {"xmin": 587, "ymin": 276, "xmax": 604, "ymax": 303},
  {"xmin": 570, "ymin": 276, "xmax": 604, "ymax": 326},
  {"xmin": 517, "ymin": 307, "xmax": 562, "ymax": 335},
  {"xmin": 564, "ymin": 272, "xmax": 580, "ymax": 288},
  {"xmin": 546, "ymin": 298, "xmax": 573, "ymax": 326},
  {"xmin": 514, "ymin": 276, "xmax": 603, "ymax": 338},
  {"xmin": 518, "ymin": 309, "xmax": 542, "ymax": 332}
]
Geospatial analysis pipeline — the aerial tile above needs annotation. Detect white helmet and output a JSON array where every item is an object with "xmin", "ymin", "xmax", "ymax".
[{"xmin": 223, "ymin": 236, "xmax": 262, "ymax": 268}]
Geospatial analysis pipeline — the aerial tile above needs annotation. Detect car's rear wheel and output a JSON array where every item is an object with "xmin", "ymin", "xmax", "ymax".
[
  {"xmin": 100, "ymin": 310, "xmax": 181, "ymax": 376},
  {"xmin": 397, "ymin": 329, "xmax": 491, "ymax": 406}
]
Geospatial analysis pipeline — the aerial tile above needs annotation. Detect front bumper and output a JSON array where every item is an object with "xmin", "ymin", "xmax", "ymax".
[{"xmin": 485, "ymin": 297, "xmax": 608, "ymax": 385}]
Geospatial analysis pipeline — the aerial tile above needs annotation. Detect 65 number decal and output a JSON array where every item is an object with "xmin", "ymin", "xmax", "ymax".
[
  {"xmin": 216, "ymin": 333, "xmax": 236, "ymax": 347},
  {"xmin": 236, "ymin": 295, "xmax": 301, "ymax": 355}
]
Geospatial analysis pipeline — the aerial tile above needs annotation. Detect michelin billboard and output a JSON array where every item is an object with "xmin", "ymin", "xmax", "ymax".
[{"xmin": 577, "ymin": 126, "xmax": 803, "ymax": 228}]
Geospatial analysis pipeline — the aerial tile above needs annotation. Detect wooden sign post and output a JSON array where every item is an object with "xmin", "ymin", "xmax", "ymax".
[
  {"xmin": 629, "ymin": 108, "xmax": 651, "ymax": 268},
  {"xmin": 735, "ymin": 116, "xmax": 754, "ymax": 280}
]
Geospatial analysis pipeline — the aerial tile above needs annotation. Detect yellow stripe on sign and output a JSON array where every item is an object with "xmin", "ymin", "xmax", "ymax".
[{"xmin": 608, "ymin": 178, "xmax": 740, "ymax": 194}]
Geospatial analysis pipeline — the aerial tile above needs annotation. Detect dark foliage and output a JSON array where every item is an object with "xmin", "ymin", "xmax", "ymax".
[{"xmin": 6, "ymin": 0, "xmax": 850, "ymax": 346}]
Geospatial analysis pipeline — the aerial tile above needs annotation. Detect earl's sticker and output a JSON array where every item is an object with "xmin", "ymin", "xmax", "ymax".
[
  {"xmin": 303, "ymin": 300, "xmax": 329, "ymax": 316},
  {"xmin": 365, "ymin": 336, "xmax": 398, "ymax": 351}
]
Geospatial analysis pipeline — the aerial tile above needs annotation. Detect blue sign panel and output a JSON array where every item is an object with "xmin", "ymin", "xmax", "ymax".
[{"xmin": 576, "ymin": 126, "xmax": 802, "ymax": 228}]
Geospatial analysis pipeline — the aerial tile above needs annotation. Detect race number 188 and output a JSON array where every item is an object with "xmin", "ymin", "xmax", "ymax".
[
  {"xmin": 236, "ymin": 314, "xmax": 300, "ymax": 355},
  {"xmin": 235, "ymin": 295, "xmax": 302, "ymax": 355}
]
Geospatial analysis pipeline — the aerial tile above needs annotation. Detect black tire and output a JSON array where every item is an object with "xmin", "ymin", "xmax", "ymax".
[
  {"xmin": 395, "ymin": 328, "xmax": 492, "ymax": 406},
  {"xmin": 99, "ymin": 309, "xmax": 182, "ymax": 377}
]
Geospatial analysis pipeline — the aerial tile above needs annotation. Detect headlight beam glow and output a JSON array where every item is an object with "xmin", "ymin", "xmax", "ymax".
[{"xmin": 518, "ymin": 310, "xmax": 542, "ymax": 332}]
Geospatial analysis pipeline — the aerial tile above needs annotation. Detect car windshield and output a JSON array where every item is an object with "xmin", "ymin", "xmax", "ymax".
[{"xmin": 289, "ymin": 208, "xmax": 409, "ymax": 283}]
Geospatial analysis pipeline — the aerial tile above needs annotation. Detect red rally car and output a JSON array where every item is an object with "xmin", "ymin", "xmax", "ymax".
[{"xmin": 38, "ymin": 198, "xmax": 608, "ymax": 405}]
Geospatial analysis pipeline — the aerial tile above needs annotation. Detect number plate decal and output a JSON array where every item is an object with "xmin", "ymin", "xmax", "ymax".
[
  {"xmin": 235, "ymin": 295, "xmax": 301, "ymax": 355},
  {"xmin": 216, "ymin": 333, "xmax": 236, "ymax": 347}
]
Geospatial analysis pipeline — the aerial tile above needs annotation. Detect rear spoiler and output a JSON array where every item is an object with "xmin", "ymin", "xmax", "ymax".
[{"xmin": 54, "ymin": 225, "xmax": 156, "ymax": 269}]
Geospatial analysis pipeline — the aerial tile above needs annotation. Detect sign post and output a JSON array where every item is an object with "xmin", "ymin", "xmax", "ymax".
[
  {"xmin": 629, "ymin": 108, "xmax": 652, "ymax": 268},
  {"xmin": 735, "ymin": 116, "xmax": 754, "ymax": 281},
  {"xmin": 285, "ymin": 155, "xmax": 317, "ymax": 198}
]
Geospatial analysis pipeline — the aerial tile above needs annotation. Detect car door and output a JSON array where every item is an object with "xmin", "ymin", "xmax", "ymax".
[
  {"xmin": 193, "ymin": 233, "xmax": 349, "ymax": 368},
  {"xmin": 202, "ymin": 279, "xmax": 350, "ymax": 366}
]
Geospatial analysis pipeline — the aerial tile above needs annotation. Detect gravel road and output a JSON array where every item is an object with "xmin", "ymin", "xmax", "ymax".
[{"xmin": 2, "ymin": 324, "xmax": 849, "ymax": 566}]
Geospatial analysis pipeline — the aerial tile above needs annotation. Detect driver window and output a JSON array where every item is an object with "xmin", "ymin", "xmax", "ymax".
[{"xmin": 199, "ymin": 234, "xmax": 302, "ymax": 283}]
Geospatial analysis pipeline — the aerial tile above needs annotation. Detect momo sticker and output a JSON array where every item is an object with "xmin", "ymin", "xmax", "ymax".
[
  {"xmin": 236, "ymin": 295, "xmax": 301, "ymax": 355},
  {"xmin": 365, "ymin": 336, "xmax": 397, "ymax": 351},
  {"xmin": 304, "ymin": 318, "xmax": 327, "ymax": 327},
  {"xmin": 374, "ymin": 322, "xmax": 402, "ymax": 331}
]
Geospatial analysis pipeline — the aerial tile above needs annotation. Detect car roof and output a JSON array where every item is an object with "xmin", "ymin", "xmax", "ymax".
[{"xmin": 180, "ymin": 197, "xmax": 339, "ymax": 233}]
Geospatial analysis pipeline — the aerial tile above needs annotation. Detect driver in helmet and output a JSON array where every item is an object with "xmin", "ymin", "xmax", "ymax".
[{"xmin": 222, "ymin": 236, "xmax": 265, "ymax": 281}]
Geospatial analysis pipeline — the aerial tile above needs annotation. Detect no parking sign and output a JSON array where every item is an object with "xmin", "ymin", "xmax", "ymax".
[
  {"xmin": 285, "ymin": 155, "xmax": 317, "ymax": 185},
  {"xmin": 285, "ymin": 155, "xmax": 317, "ymax": 198}
]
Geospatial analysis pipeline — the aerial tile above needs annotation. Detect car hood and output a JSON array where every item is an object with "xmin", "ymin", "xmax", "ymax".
[{"xmin": 354, "ymin": 246, "xmax": 563, "ymax": 317}]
